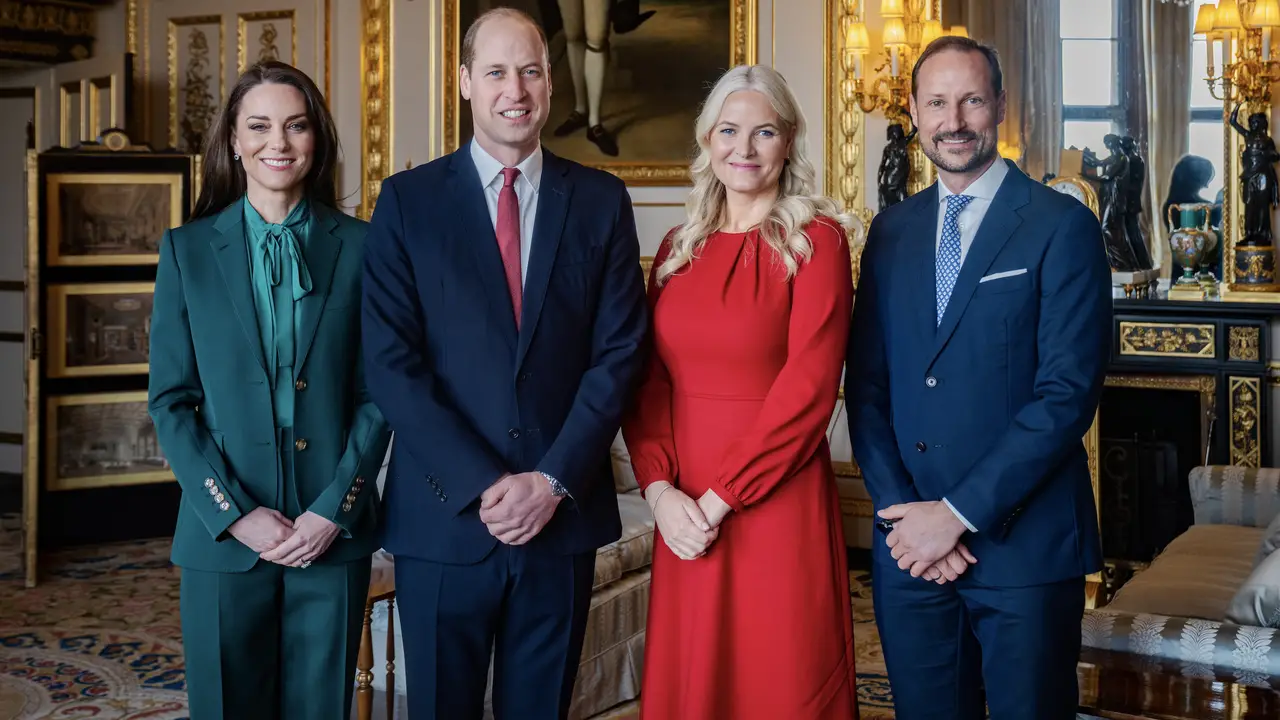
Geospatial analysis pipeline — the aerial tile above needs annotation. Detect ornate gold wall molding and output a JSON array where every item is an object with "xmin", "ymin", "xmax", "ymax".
[
  {"xmin": 1230, "ymin": 376, "xmax": 1262, "ymax": 468},
  {"xmin": 359, "ymin": 0, "xmax": 390, "ymax": 220},
  {"xmin": 826, "ymin": 0, "xmax": 872, "ymax": 287},
  {"xmin": 439, "ymin": 0, "xmax": 755, "ymax": 186},
  {"xmin": 167, "ymin": 15, "xmax": 223, "ymax": 153},
  {"xmin": 1117, "ymin": 322, "xmax": 1215, "ymax": 358},
  {"xmin": 237, "ymin": 10, "xmax": 296, "ymax": 74}
]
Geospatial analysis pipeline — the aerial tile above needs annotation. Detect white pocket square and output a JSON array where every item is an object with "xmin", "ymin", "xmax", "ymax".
[{"xmin": 979, "ymin": 268, "xmax": 1028, "ymax": 283}]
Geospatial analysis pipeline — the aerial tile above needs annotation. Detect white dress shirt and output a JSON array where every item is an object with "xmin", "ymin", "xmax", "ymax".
[
  {"xmin": 470, "ymin": 139, "xmax": 543, "ymax": 285},
  {"xmin": 934, "ymin": 157, "xmax": 1011, "ymax": 535}
]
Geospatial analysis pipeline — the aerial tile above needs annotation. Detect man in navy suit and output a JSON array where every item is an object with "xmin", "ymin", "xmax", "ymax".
[
  {"xmin": 847, "ymin": 36, "xmax": 1110, "ymax": 719},
  {"xmin": 361, "ymin": 8, "xmax": 647, "ymax": 719}
]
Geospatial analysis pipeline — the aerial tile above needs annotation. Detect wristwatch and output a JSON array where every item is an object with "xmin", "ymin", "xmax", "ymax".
[{"xmin": 539, "ymin": 471, "xmax": 570, "ymax": 498}]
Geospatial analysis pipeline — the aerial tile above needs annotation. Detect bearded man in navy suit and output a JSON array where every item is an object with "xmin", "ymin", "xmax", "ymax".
[{"xmin": 847, "ymin": 36, "xmax": 1111, "ymax": 719}]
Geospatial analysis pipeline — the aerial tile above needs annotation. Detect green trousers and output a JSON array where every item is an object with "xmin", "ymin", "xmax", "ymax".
[{"xmin": 180, "ymin": 556, "xmax": 372, "ymax": 720}]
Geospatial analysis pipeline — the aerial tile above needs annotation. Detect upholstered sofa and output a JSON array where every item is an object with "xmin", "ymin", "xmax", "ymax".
[
  {"xmin": 359, "ymin": 432, "xmax": 655, "ymax": 719},
  {"xmin": 1081, "ymin": 465, "xmax": 1280, "ymax": 683}
]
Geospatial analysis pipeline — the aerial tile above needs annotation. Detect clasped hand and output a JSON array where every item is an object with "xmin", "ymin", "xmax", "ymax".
[
  {"xmin": 879, "ymin": 500, "xmax": 977, "ymax": 584},
  {"xmin": 229, "ymin": 508, "xmax": 341, "ymax": 567},
  {"xmin": 479, "ymin": 472, "xmax": 561, "ymax": 545},
  {"xmin": 648, "ymin": 481, "xmax": 733, "ymax": 560}
]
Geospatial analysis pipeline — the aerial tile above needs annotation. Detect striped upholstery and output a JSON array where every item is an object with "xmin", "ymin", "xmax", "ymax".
[{"xmin": 1082, "ymin": 466, "xmax": 1280, "ymax": 683}]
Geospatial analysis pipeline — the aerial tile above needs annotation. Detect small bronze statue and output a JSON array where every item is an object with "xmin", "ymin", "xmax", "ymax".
[
  {"xmin": 1084, "ymin": 134, "xmax": 1140, "ymax": 271},
  {"xmin": 1229, "ymin": 103, "xmax": 1280, "ymax": 246},
  {"xmin": 1120, "ymin": 135, "xmax": 1154, "ymax": 270},
  {"xmin": 878, "ymin": 123, "xmax": 916, "ymax": 212}
]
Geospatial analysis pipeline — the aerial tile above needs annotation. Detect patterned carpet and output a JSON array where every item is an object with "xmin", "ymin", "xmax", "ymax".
[{"xmin": 0, "ymin": 517, "xmax": 893, "ymax": 719}]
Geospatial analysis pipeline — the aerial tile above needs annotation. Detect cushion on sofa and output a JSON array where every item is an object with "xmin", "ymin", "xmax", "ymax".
[
  {"xmin": 611, "ymin": 431, "xmax": 640, "ymax": 494},
  {"xmin": 1258, "ymin": 511, "xmax": 1280, "ymax": 568},
  {"xmin": 1227, "ymin": 544, "xmax": 1280, "ymax": 627},
  {"xmin": 1105, "ymin": 524, "xmax": 1264, "ymax": 622},
  {"xmin": 593, "ymin": 490, "xmax": 655, "ymax": 590}
]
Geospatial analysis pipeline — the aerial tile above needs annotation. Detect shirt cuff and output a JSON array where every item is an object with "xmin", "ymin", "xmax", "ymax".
[{"xmin": 942, "ymin": 497, "xmax": 978, "ymax": 533}]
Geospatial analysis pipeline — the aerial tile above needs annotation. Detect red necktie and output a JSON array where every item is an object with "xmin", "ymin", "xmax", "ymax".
[{"xmin": 496, "ymin": 167, "xmax": 523, "ymax": 329}]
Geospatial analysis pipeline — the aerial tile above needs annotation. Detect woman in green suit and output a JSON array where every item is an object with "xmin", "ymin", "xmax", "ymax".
[{"xmin": 147, "ymin": 60, "xmax": 390, "ymax": 719}]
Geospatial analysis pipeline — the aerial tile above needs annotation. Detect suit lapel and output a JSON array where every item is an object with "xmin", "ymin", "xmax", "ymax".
[
  {"xmin": 515, "ymin": 151, "xmax": 570, "ymax": 371},
  {"xmin": 907, "ymin": 185, "xmax": 941, "ymax": 346},
  {"xmin": 929, "ymin": 167, "xmax": 1030, "ymax": 364},
  {"xmin": 294, "ymin": 203, "xmax": 343, "ymax": 372},
  {"xmin": 451, "ymin": 148, "xmax": 518, "ymax": 352},
  {"xmin": 210, "ymin": 202, "xmax": 268, "ymax": 375}
]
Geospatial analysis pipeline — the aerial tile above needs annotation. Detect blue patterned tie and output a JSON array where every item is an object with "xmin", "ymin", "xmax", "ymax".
[{"xmin": 936, "ymin": 194, "xmax": 974, "ymax": 325}]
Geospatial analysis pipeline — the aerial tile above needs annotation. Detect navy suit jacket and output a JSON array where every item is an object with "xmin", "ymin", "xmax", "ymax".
[
  {"xmin": 362, "ymin": 145, "xmax": 648, "ymax": 564},
  {"xmin": 848, "ymin": 160, "xmax": 1109, "ymax": 587}
]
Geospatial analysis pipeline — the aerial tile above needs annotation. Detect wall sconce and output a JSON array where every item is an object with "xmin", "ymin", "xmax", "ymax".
[
  {"xmin": 842, "ymin": 0, "xmax": 967, "ymax": 122},
  {"xmin": 1194, "ymin": 0, "xmax": 1280, "ymax": 106}
]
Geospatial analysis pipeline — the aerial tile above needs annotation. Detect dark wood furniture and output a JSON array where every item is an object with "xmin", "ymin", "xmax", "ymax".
[{"xmin": 1078, "ymin": 648, "xmax": 1280, "ymax": 719}]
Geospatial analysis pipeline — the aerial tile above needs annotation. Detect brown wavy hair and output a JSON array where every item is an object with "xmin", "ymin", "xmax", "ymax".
[{"xmin": 191, "ymin": 60, "xmax": 340, "ymax": 220}]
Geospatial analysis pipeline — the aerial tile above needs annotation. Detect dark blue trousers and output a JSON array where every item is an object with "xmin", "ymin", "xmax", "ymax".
[
  {"xmin": 872, "ymin": 546, "xmax": 1084, "ymax": 719},
  {"xmin": 394, "ymin": 544, "xmax": 596, "ymax": 720}
]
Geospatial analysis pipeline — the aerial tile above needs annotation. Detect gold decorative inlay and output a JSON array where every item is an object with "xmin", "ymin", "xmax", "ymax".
[
  {"xmin": 359, "ymin": 0, "xmax": 390, "ymax": 220},
  {"xmin": 640, "ymin": 256, "xmax": 653, "ymax": 284},
  {"xmin": 1230, "ymin": 376, "xmax": 1262, "ymax": 468},
  {"xmin": 1229, "ymin": 326, "xmax": 1261, "ymax": 362},
  {"xmin": 439, "ymin": 0, "xmax": 755, "ymax": 185},
  {"xmin": 1118, "ymin": 322, "xmax": 1215, "ymax": 358},
  {"xmin": 237, "ymin": 10, "xmax": 296, "ymax": 74},
  {"xmin": 168, "ymin": 15, "xmax": 223, "ymax": 153},
  {"xmin": 826, "ymin": 0, "xmax": 872, "ymax": 286}
]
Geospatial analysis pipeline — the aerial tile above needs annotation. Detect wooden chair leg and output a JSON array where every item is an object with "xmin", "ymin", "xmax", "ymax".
[
  {"xmin": 385, "ymin": 596, "xmax": 396, "ymax": 719},
  {"xmin": 356, "ymin": 600, "xmax": 374, "ymax": 720}
]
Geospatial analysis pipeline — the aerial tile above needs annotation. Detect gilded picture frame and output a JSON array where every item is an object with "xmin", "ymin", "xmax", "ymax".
[
  {"xmin": 47, "ymin": 282, "xmax": 155, "ymax": 379},
  {"xmin": 441, "ymin": 0, "xmax": 757, "ymax": 186},
  {"xmin": 46, "ymin": 172, "xmax": 183, "ymax": 266},
  {"xmin": 45, "ymin": 391, "xmax": 173, "ymax": 492}
]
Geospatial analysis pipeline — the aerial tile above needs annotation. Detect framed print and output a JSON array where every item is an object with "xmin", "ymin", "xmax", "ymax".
[
  {"xmin": 45, "ymin": 391, "xmax": 172, "ymax": 491},
  {"xmin": 442, "ymin": 0, "xmax": 757, "ymax": 185},
  {"xmin": 47, "ymin": 283, "xmax": 154, "ymax": 378},
  {"xmin": 46, "ymin": 172, "xmax": 182, "ymax": 266}
]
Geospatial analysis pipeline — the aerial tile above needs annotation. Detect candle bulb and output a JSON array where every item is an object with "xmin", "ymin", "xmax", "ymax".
[
  {"xmin": 890, "ymin": 46, "xmax": 900, "ymax": 77},
  {"xmin": 854, "ymin": 55, "xmax": 863, "ymax": 78},
  {"xmin": 1222, "ymin": 34, "xmax": 1232, "ymax": 75},
  {"xmin": 1266, "ymin": 28, "xmax": 1273, "ymax": 61}
]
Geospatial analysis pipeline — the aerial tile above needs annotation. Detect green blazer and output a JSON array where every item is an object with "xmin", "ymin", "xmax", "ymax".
[{"xmin": 148, "ymin": 200, "xmax": 391, "ymax": 573}]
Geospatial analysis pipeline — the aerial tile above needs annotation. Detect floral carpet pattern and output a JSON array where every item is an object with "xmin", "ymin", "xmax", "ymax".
[{"xmin": 0, "ymin": 514, "xmax": 894, "ymax": 719}]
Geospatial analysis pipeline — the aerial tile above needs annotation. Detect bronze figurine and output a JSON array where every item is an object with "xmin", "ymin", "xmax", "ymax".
[
  {"xmin": 1084, "ymin": 134, "xmax": 1140, "ymax": 271},
  {"xmin": 1229, "ymin": 103, "xmax": 1280, "ymax": 246},
  {"xmin": 878, "ymin": 123, "xmax": 916, "ymax": 212}
]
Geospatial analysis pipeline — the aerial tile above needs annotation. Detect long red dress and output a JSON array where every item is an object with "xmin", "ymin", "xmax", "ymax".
[{"xmin": 623, "ymin": 217, "xmax": 859, "ymax": 719}]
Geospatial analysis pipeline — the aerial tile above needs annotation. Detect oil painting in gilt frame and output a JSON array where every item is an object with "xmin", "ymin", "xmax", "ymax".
[
  {"xmin": 46, "ymin": 283, "xmax": 154, "ymax": 379},
  {"xmin": 444, "ymin": 0, "xmax": 756, "ymax": 185},
  {"xmin": 46, "ymin": 172, "xmax": 182, "ymax": 266},
  {"xmin": 45, "ymin": 391, "xmax": 172, "ymax": 492}
]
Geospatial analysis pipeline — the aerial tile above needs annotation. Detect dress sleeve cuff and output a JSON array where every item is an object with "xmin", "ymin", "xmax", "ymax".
[
  {"xmin": 708, "ymin": 477, "xmax": 746, "ymax": 513},
  {"xmin": 942, "ymin": 497, "xmax": 978, "ymax": 533}
]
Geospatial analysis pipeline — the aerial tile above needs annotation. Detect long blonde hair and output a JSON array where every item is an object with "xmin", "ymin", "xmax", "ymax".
[{"xmin": 656, "ymin": 64, "xmax": 860, "ymax": 285}]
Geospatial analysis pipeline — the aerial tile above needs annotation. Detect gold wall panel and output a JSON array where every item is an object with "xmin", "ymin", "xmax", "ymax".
[
  {"xmin": 168, "ymin": 15, "xmax": 224, "ymax": 153},
  {"xmin": 59, "ymin": 80, "xmax": 82, "ymax": 147},
  {"xmin": 1118, "ymin": 322, "xmax": 1215, "ymax": 358},
  {"xmin": 1228, "ymin": 325, "xmax": 1261, "ymax": 362},
  {"xmin": 1229, "ymin": 376, "xmax": 1262, "ymax": 468},
  {"xmin": 360, "ymin": 0, "xmax": 390, "ymax": 220},
  {"xmin": 826, "ymin": 0, "xmax": 872, "ymax": 287},
  {"xmin": 237, "ymin": 10, "xmax": 297, "ymax": 74}
]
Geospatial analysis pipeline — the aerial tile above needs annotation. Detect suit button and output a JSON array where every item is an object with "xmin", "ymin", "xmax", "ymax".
[
  {"xmin": 518, "ymin": 372, "xmax": 530, "ymax": 382},
  {"xmin": 915, "ymin": 441, "xmax": 927, "ymax": 452},
  {"xmin": 295, "ymin": 438, "xmax": 308, "ymax": 451},
  {"xmin": 509, "ymin": 429, "xmax": 520, "ymax": 439},
  {"xmin": 925, "ymin": 376, "xmax": 938, "ymax": 388},
  {"xmin": 295, "ymin": 378, "xmax": 307, "ymax": 391}
]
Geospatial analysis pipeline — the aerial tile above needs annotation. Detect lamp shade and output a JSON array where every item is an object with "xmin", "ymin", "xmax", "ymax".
[
  {"xmin": 920, "ymin": 19, "xmax": 944, "ymax": 48},
  {"xmin": 880, "ymin": 0, "xmax": 906, "ymax": 18},
  {"xmin": 882, "ymin": 17, "xmax": 908, "ymax": 46},
  {"xmin": 1214, "ymin": 0, "xmax": 1244, "ymax": 31},
  {"xmin": 1194, "ymin": 3, "xmax": 1217, "ymax": 34},
  {"xmin": 949, "ymin": 25, "xmax": 969, "ymax": 38},
  {"xmin": 846, "ymin": 21, "xmax": 871, "ymax": 54},
  {"xmin": 1251, "ymin": 0, "xmax": 1280, "ymax": 27}
]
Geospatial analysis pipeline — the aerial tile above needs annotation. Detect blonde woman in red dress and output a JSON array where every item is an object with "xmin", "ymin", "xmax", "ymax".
[{"xmin": 623, "ymin": 63, "xmax": 861, "ymax": 719}]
